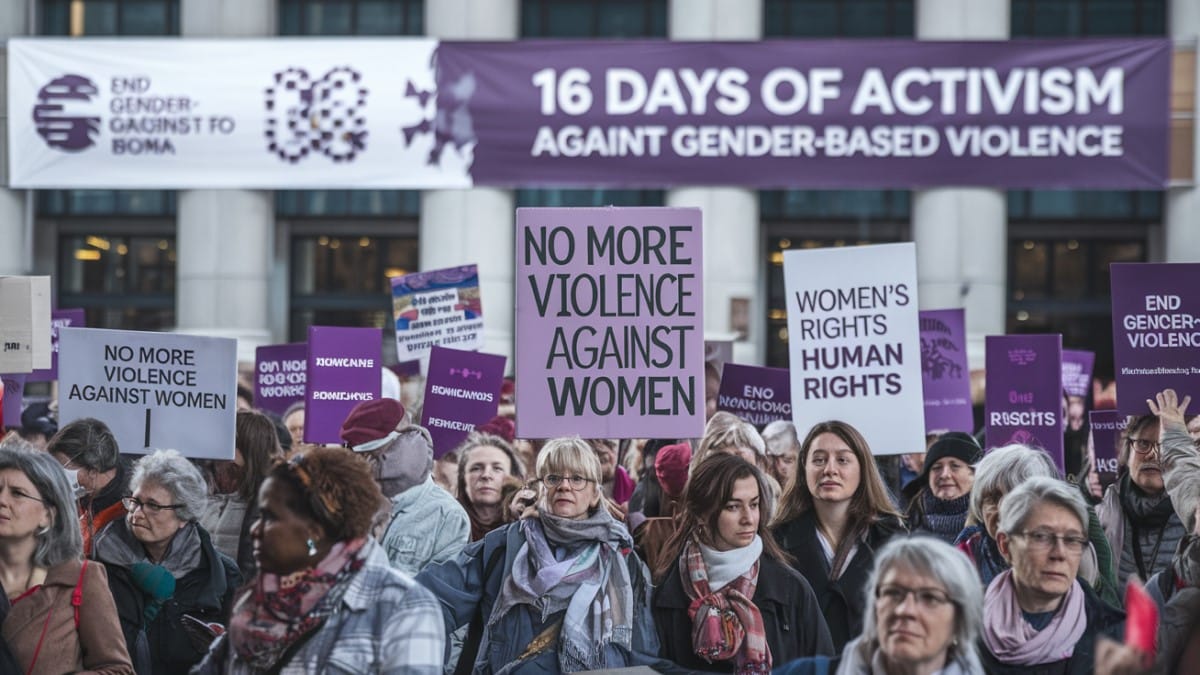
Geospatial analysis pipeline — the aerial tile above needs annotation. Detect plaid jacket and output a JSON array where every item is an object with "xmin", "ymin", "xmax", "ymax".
[{"xmin": 191, "ymin": 539, "xmax": 443, "ymax": 674}]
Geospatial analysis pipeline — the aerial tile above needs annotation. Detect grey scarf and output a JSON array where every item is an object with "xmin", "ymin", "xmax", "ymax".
[{"xmin": 94, "ymin": 518, "xmax": 204, "ymax": 579}]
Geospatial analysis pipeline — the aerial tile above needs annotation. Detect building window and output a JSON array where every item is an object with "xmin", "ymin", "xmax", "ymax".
[
  {"xmin": 289, "ymin": 234, "xmax": 419, "ymax": 341},
  {"xmin": 521, "ymin": 0, "xmax": 667, "ymax": 37},
  {"xmin": 40, "ymin": 0, "xmax": 180, "ymax": 36},
  {"xmin": 760, "ymin": 190, "xmax": 910, "ymax": 221},
  {"xmin": 276, "ymin": 190, "xmax": 420, "ymax": 217},
  {"xmin": 38, "ymin": 190, "xmax": 176, "ymax": 216},
  {"xmin": 764, "ymin": 0, "xmax": 914, "ymax": 37},
  {"xmin": 58, "ymin": 234, "xmax": 176, "ymax": 330},
  {"xmin": 278, "ymin": 0, "xmax": 424, "ymax": 35},
  {"xmin": 1011, "ymin": 0, "xmax": 1167, "ymax": 36},
  {"xmin": 1007, "ymin": 190, "xmax": 1162, "ymax": 222},
  {"xmin": 516, "ymin": 189, "xmax": 665, "ymax": 207}
]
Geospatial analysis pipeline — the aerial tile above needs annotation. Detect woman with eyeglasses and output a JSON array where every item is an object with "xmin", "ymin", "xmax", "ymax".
[
  {"xmin": 92, "ymin": 449, "xmax": 242, "ymax": 674},
  {"xmin": 981, "ymin": 476, "xmax": 1124, "ymax": 674},
  {"xmin": 1097, "ymin": 390, "xmax": 1191, "ymax": 587},
  {"xmin": 416, "ymin": 436, "xmax": 669, "ymax": 673},
  {"xmin": 0, "ymin": 447, "xmax": 133, "ymax": 674},
  {"xmin": 652, "ymin": 453, "xmax": 834, "ymax": 673},
  {"xmin": 775, "ymin": 536, "xmax": 984, "ymax": 675}
]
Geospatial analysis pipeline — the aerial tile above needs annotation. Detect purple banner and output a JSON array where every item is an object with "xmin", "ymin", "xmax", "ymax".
[
  {"xmin": 421, "ymin": 346, "xmax": 506, "ymax": 459},
  {"xmin": 985, "ymin": 334, "xmax": 1064, "ymax": 473},
  {"xmin": 26, "ymin": 308, "xmax": 85, "ymax": 382},
  {"xmin": 1062, "ymin": 349, "xmax": 1095, "ymax": 432},
  {"xmin": 716, "ymin": 363, "xmax": 791, "ymax": 427},
  {"xmin": 304, "ymin": 327, "xmax": 381, "ymax": 445},
  {"xmin": 1111, "ymin": 263, "xmax": 1200, "ymax": 416},
  {"xmin": 919, "ymin": 309, "xmax": 973, "ymax": 434},
  {"xmin": 515, "ymin": 207, "xmax": 704, "ymax": 439},
  {"xmin": 1, "ymin": 374, "xmax": 25, "ymax": 429},
  {"xmin": 255, "ymin": 343, "xmax": 307, "ymax": 416},
  {"xmin": 437, "ymin": 39, "xmax": 1169, "ymax": 189},
  {"xmin": 1089, "ymin": 410, "xmax": 1126, "ymax": 488}
]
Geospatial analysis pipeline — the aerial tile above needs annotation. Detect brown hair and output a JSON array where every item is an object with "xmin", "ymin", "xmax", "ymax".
[
  {"xmin": 267, "ymin": 446, "xmax": 386, "ymax": 542},
  {"xmin": 234, "ymin": 410, "xmax": 282, "ymax": 502},
  {"xmin": 655, "ymin": 453, "xmax": 791, "ymax": 582},
  {"xmin": 775, "ymin": 420, "xmax": 902, "ymax": 527}
]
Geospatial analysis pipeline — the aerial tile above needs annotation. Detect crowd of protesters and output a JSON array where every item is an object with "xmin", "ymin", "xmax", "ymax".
[{"xmin": 0, "ymin": 374, "xmax": 1198, "ymax": 675}]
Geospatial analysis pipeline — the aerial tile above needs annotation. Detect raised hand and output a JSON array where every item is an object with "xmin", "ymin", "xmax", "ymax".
[{"xmin": 1147, "ymin": 388, "xmax": 1191, "ymax": 429}]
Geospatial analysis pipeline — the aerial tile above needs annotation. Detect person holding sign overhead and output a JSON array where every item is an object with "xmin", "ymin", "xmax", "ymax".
[
  {"xmin": 652, "ymin": 453, "xmax": 834, "ymax": 672},
  {"xmin": 772, "ymin": 420, "xmax": 906, "ymax": 651}
]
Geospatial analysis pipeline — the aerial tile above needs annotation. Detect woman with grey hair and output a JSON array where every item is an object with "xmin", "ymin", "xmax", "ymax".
[
  {"xmin": 761, "ymin": 420, "xmax": 801, "ymax": 489},
  {"xmin": 93, "ymin": 449, "xmax": 241, "ymax": 674},
  {"xmin": 981, "ymin": 477, "xmax": 1124, "ymax": 673},
  {"xmin": 0, "ymin": 447, "xmax": 133, "ymax": 674}
]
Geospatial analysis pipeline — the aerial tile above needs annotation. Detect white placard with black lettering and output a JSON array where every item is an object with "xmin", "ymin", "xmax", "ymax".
[
  {"xmin": 58, "ymin": 327, "xmax": 237, "ymax": 459},
  {"xmin": 783, "ymin": 243, "xmax": 925, "ymax": 455},
  {"xmin": 0, "ymin": 276, "xmax": 52, "ymax": 373}
]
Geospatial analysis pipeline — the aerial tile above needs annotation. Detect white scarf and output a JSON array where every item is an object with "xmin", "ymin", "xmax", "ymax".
[{"xmin": 699, "ymin": 535, "xmax": 763, "ymax": 592}]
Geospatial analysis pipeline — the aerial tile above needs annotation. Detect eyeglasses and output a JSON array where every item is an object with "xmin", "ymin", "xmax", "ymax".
[
  {"xmin": 122, "ymin": 496, "xmax": 183, "ymax": 514},
  {"xmin": 1014, "ymin": 530, "xmax": 1088, "ymax": 554},
  {"xmin": 1126, "ymin": 438, "xmax": 1161, "ymax": 455},
  {"xmin": 875, "ymin": 585, "xmax": 952, "ymax": 610},
  {"xmin": 536, "ymin": 474, "xmax": 594, "ymax": 490}
]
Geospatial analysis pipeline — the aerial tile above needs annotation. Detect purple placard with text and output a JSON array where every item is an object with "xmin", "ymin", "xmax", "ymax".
[
  {"xmin": 255, "ymin": 343, "xmax": 307, "ymax": 416},
  {"xmin": 437, "ymin": 39, "xmax": 1169, "ymax": 189},
  {"xmin": 421, "ymin": 346, "xmax": 506, "ymax": 458},
  {"xmin": 717, "ymin": 363, "xmax": 791, "ymax": 427},
  {"xmin": 985, "ymin": 334, "xmax": 1064, "ymax": 473},
  {"xmin": 304, "ymin": 327, "xmax": 381, "ymax": 445},
  {"xmin": 515, "ymin": 207, "xmax": 704, "ymax": 439},
  {"xmin": 1062, "ymin": 349, "xmax": 1095, "ymax": 432},
  {"xmin": 1, "ymin": 374, "xmax": 25, "ymax": 429},
  {"xmin": 26, "ymin": 308, "xmax": 85, "ymax": 382},
  {"xmin": 919, "ymin": 309, "xmax": 973, "ymax": 433},
  {"xmin": 1111, "ymin": 263, "xmax": 1200, "ymax": 416},
  {"xmin": 1089, "ymin": 410, "xmax": 1126, "ymax": 487}
]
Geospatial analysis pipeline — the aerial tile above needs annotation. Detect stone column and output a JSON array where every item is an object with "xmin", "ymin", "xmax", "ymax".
[{"xmin": 0, "ymin": 2, "xmax": 30, "ymax": 274}]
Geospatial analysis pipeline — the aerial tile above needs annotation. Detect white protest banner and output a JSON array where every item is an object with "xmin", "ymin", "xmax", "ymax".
[
  {"xmin": 784, "ymin": 243, "xmax": 924, "ymax": 455},
  {"xmin": 0, "ymin": 276, "xmax": 52, "ymax": 373},
  {"xmin": 391, "ymin": 265, "xmax": 484, "ymax": 361},
  {"xmin": 58, "ymin": 328, "xmax": 237, "ymax": 459}
]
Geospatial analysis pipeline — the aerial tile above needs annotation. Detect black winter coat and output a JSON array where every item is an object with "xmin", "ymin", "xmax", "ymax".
[
  {"xmin": 772, "ymin": 511, "xmax": 905, "ymax": 651},
  {"xmin": 979, "ymin": 582, "xmax": 1125, "ymax": 675},
  {"xmin": 652, "ymin": 554, "xmax": 835, "ymax": 671}
]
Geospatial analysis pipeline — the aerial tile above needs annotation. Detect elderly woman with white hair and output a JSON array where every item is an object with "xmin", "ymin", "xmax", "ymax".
[
  {"xmin": 775, "ymin": 536, "xmax": 984, "ymax": 674},
  {"xmin": 93, "ymin": 449, "xmax": 241, "ymax": 674},
  {"xmin": 761, "ymin": 420, "xmax": 801, "ymax": 489},
  {"xmin": 981, "ymin": 477, "xmax": 1125, "ymax": 673}
]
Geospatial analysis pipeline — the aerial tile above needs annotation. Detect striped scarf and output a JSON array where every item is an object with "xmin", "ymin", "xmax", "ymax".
[{"xmin": 680, "ymin": 536, "xmax": 771, "ymax": 674}]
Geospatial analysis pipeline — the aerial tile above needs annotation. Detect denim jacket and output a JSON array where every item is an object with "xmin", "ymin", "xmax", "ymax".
[{"xmin": 381, "ymin": 476, "xmax": 471, "ymax": 577}]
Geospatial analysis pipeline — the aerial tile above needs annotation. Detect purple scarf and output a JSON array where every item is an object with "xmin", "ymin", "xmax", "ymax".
[{"xmin": 982, "ymin": 569, "xmax": 1087, "ymax": 665}]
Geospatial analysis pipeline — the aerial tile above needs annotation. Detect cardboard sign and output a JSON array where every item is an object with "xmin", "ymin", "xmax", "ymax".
[
  {"xmin": 919, "ymin": 308, "xmax": 974, "ymax": 434},
  {"xmin": 421, "ymin": 346, "xmax": 506, "ymax": 458},
  {"xmin": 391, "ymin": 265, "xmax": 484, "ymax": 361},
  {"xmin": 716, "ymin": 363, "xmax": 791, "ymax": 427},
  {"xmin": 0, "ymin": 276, "xmax": 52, "ymax": 373},
  {"xmin": 27, "ymin": 308, "xmax": 86, "ymax": 382},
  {"xmin": 304, "ymin": 327, "xmax": 381, "ymax": 444},
  {"xmin": 515, "ymin": 207, "xmax": 705, "ymax": 439},
  {"xmin": 1089, "ymin": 410, "xmax": 1126, "ymax": 486},
  {"xmin": 58, "ymin": 328, "xmax": 237, "ymax": 459},
  {"xmin": 985, "ymin": 334, "xmax": 1064, "ymax": 473},
  {"xmin": 1110, "ymin": 263, "xmax": 1200, "ymax": 416},
  {"xmin": 254, "ymin": 343, "xmax": 307, "ymax": 416},
  {"xmin": 1, "ymin": 374, "xmax": 25, "ymax": 430},
  {"xmin": 784, "ymin": 242, "xmax": 924, "ymax": 455}
]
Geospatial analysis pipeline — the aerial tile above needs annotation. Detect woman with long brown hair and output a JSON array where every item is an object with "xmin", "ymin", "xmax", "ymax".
[
  {"xmin": 772, "ymin": 420, "xmax": 906, "ymax": 651},
  {"xmin": 653, "ymin": 453, "xmax": 834, "ymax": 673}
]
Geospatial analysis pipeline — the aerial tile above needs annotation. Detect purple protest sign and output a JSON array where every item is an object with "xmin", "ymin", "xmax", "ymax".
[
  {"xmin": 515, "ymin": 207, "xmax": 704, "ymax": 439},
  {"xmin": 437, "ymin": 39, "xmax": 1169, "ymax": 189},
  {"xmin": 1062, "ymin": 349, "xmax": 1095, "ymax": 433},
  {"xmin": 26, "ymin": 308, "xmax": 85, "ymax": 382},
  {"xmin": 716, "ymin": 363, "xmax": 791, "ymax": 427},
  {"xmin": 1111, "ymin": 263, "xmax": 1200, "ymax": 416},
  {"xmin": 1, "ymin": 374, "xmax": 25, "ymax": 429},
  {"xmin": 919, "ymin": 309, "xmax": 973, "ymax": 434},
  {"xmin": 985, "ymin": 334, "xmax": 1064, "ymax": 473},
  {"xmin": 304, "ymin": 327, "xmax": 381, "ymax": 445},
  {"xmin": 255, "ymin": 344, "xmax": 307, "ymax": 416},
  {"xmin": 1089, "ymin": 410, "xmax": 1126, "ymax": 488},
  {"xmin": 421, "ymin": 346, "xmax": 506, "ymax": 458}
]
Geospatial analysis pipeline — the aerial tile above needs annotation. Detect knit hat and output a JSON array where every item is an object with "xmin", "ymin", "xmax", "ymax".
[
  {"xmin": 339, "ymin": 398, "xmax": 406, "ymax": 451},
  {"xmin": 655, "ymin": 442, "xmax": 692, "ymax": 498},
  {"xmin": 476, "ymin": 415, "xmax": 515, "ymax": 444},
  {"xmin": 903, "ymin": 431, "xmax": 983, "ymax": 501}
]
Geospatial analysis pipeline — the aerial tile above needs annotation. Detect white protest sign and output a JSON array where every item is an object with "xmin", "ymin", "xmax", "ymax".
[
  {"xmin": 784, "ymin": 243, "xmax": 924, "ymax": 455},
  {"xmin": 0, "ymin": 276, "xmax": 52, "ymax": 373},
  {"xmin": 59, "ymin": 328, "xmax": 237, "ymax": 459}
]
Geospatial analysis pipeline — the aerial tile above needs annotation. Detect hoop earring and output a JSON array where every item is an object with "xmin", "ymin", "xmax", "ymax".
[{"xmin": 306, "ymin": 538, "xmax": 318, "ymax": 557}]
